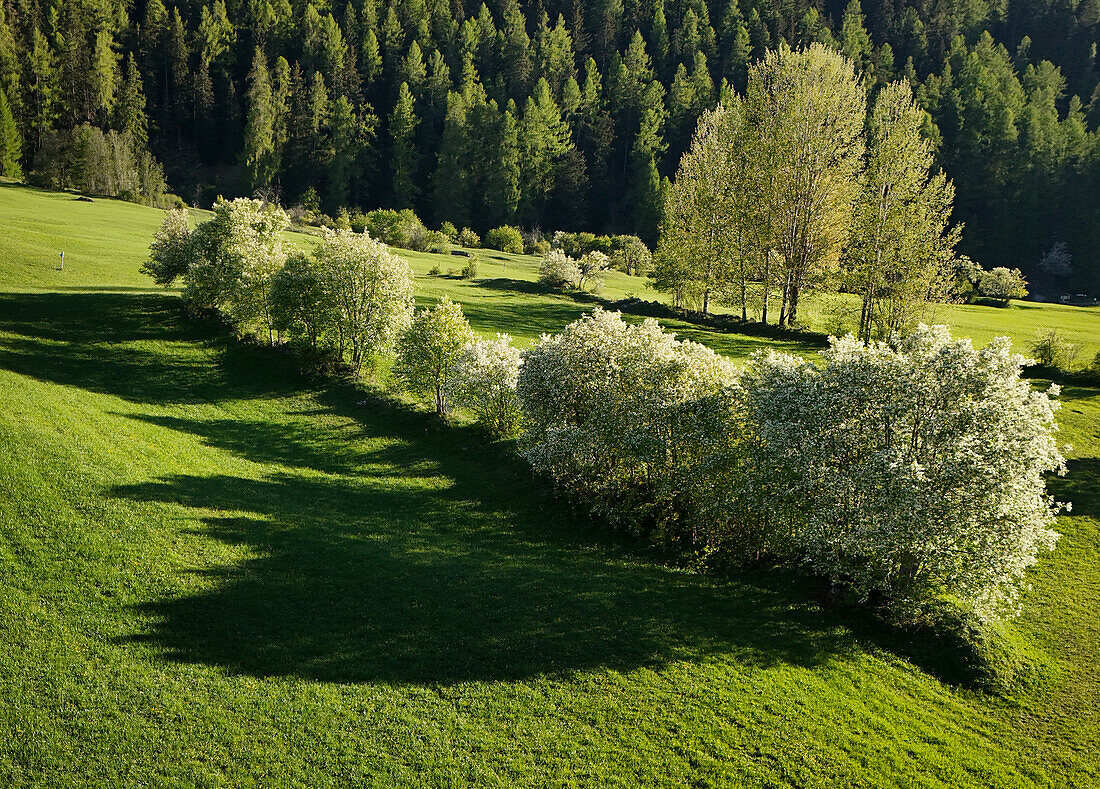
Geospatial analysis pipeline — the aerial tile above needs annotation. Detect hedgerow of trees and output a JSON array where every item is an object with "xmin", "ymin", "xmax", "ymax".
[
  {"xmin": 143, "ymin": 196, "xmax": 1066, "ymax": 630},
  {"xmin": 5, "ymin": 0, "xmax": 1100, "ymax": 290}
]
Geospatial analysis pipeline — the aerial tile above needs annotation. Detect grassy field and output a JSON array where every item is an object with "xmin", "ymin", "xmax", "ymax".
[{"xmin": 0, "ymin": 182, "xmax": 1097, "ymax": 786}]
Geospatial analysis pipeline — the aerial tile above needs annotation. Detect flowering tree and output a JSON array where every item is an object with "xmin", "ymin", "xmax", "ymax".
[
  {"xmin": 316, "ymin": 229, "xmax": 414, "ymax": 373},
  {"xmin": 742, "ymin": 325, "xmax": 1065, "ymax": 620},
  {"xmin": 577, "ymin": 251, "xmax": 612, "ymax": 292},
  {"xmin": 394, "ymin": 296, "xmax": 475, "ymax": 414},
  {"xmin": 269, "ymin": 252, "xmax": 335, "ymax": 351},
  {"xmin": 517, "ymin": 309, "xmax": 739, "ymax": 538},
  {"xmin": 538, "ymin": 249, "xmax": 581, "ymax": 289},
  {"xmin": 144, "ymin": 199, "xmax": 288, "ymax": 340},
  {"xmin": 979, "ymin": 267, "xmax": 1029, "ymax": 304},
  {"xmin": 449, "ymin": 333, "xmax": 524, "ymax": 438},
  {"xmin": 142, "ymin": 207, "xmax": 192, "ymax": 286}
]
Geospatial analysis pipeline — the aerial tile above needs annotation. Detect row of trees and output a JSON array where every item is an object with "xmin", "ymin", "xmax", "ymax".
[
  {"xmin": 144, "ymin": 201, "xmax": 1066, "ymax": 624},
  {"xmin": 653, "ymin": 44, "xmax": 958, "ymax": 338},
  {"xmin": 2, "ymin": 1, "xmax": 1100, "ymax": 286},
  {"xmin": 516, "ymin": 309, "xmax": 1065, "ymax": 623}
]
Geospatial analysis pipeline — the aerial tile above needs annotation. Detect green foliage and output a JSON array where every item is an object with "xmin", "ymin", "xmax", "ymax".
[
  {"xmin": 456, "ymin": 227, "xmax": 480, "ymax": 248},
  {"xmin": 1, "ymin": 185, "xmax": 1100, "ymax": 784},
  {"xmin": 461, "ymin": 256, "xmax": 479, "ymax": 279},
  {"xmin": 485, "ymin": 225, "xmax": 524, "ymax": 254},
  {"xmin": 394, "ymin": 295, "xmax": 475, "ymax": 414},
  {"xmin": 0, "ymin": 87, "xmax": 23, "ymax": 179}
]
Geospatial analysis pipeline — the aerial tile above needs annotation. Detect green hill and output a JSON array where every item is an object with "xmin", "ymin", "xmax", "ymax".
[{"xmin": 0, "ymin": 184, "xmax": 1097, "ymax": 786}]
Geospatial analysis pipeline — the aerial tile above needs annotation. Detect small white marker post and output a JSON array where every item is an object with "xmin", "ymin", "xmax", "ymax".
[{"xmin": 59, "ymin": 251, "xmax": 64, "ymax": 271}]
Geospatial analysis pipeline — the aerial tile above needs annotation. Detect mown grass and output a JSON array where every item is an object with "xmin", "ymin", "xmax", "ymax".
[{"xmin": 0, "ymin": 183, "xmax": 1097, "ymax": 786}]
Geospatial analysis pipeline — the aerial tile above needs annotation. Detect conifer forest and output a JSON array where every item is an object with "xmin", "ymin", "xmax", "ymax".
[{"xmin": 1, "ymin": 0, "xmax": 1100, "ymax": 290}]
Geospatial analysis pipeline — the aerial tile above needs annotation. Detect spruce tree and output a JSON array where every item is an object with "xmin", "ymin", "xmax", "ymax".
[
  {"xmin": 0, "ymin": 87, "xmax": 22, "ymax": 179},
  {"xmin": 243, "ymin": 48, "xmax": 277, "ymax": 191},
  {"xmin": 390, "ymin": 81, "xmax": 420, "ymax": 206},
  {"xmin": 114, "ymin": 55, "xmax": 150, "ymax": 150}
]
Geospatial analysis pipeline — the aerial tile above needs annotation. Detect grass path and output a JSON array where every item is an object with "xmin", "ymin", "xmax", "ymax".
[{"xmin": 0, "ymin": 184, "xmax": 1097, "ymax": 786}]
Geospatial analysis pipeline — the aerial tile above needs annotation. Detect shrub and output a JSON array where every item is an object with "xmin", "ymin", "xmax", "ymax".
[
  {"xmin": 179, "ymin": 198, "xmax": 289, "ymax": 339},
  {"xmin": 538, "ymin": 249, "xmax": 581, "ymax": 289},
  {"xmin": 517, "ymin": 309, "xmax": 739, "ymax": 539},
  {"xmin": 394, "ymin": 296, "xmax": 475, "ymax": 414},
  {"xmin": 142, "ymin": 207, "xmax": 192, "ymax": 286},
  {"xmin": 577, "ymin": 251, "xmax": 612, "ymax": 292},
  {"xmin": 348, "ymin": 210, "xmax": 367, "ymax": 233},
  {"xmin": 742, "ymin": 325, "xmax": 1065, "ymax": 621},
  {"xmin": 449, "ymin": 334, "xmax": 524, "ymax": 438},
  {"xmin": 364, "ymin": 208, "xmax": 431, "ymax": 250},
  {"xmin": 269, "ymin": 252, "xmax": 334, "ymax": 351},
  {"xmin": 979, "ymin": 267, "xmax": 1028, "ymax": 304},
  {"xmin": 428, "ymin": 262, "xmax": 442, "ymax": 276},
  {"xmin": 314, "ymin": 229, "xmax": 414, "ymax": 372},
  {"xmin": 439, "ymin": 221, "xmax": 458, "ymax": 241},
  {"xmin": 461, "ymin": 256, "xmax": 480, "ymax": 279},
  {"xmin": 457, "ymin": 227, "xmax": 481, "ymax": 248},
  {"xmin": 527, "ymin": 238, "xmax": 550, "ymax": 256},
  {"xmin": 421, "ymin": 229, "xmax": 450, "ymax": 254},
  {"xmin": 1029, "ymin": 330, "xmax": 1066, "ymax": 368},
  {"xmin": 334, "ymin": 208, "xmax": 351, "ymax": 230},
  {"xmin": 485, "ymin": 225, "xmax": 524, "ymax": 254}
]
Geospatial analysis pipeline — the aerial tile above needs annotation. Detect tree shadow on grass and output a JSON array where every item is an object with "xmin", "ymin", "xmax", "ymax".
[
  {"xmin": 0, "ymin": 291, "xmax": 306, "ymax": 405},
  {"xmin": 0, "ymin": 291, "xmax": 1012, "ymax": 687}
]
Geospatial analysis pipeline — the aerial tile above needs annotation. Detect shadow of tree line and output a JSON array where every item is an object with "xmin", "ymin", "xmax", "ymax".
[{"xmin": 0, "ymin": 290, "xmax": 1046, "ymax": 686}]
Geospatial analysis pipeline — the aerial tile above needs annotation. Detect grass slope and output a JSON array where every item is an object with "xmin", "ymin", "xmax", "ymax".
[{"xmin": 0, "ymin": 183, "xmax": 1097, "ymax": 786}]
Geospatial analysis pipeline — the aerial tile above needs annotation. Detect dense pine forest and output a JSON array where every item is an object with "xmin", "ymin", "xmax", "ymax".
[{"xmin": 0, "ymin": 0, "xmax": 1098, "ymax": 290}]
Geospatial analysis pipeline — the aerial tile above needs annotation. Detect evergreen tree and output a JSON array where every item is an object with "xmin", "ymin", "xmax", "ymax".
[
  {"xmin": 0, "ymin": 87, "xmax": 22, "ymax": 179},
  {"xmin": 433, "ymin": 90, "xmax": 470, "ymax": 226},
  {"xmin": 519, "ymin": 77, "xmax": 571, "ymax": 224},
  {"xmin": 390, "ymin": 81, "xmax": 420, "ymax": 206},
  {"xmin": 244, "ymin": 48, "xmax": 277, "ymax": 191},
  {"xmin": 114, "ymin": 55, "xmax": 150, "ymax": 150}
]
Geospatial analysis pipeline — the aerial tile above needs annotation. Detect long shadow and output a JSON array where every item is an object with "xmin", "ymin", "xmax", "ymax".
[
  {"xmin": 0, "ymin": 290, "xmax": 1011, "ymax": 687},
  {"xmin": 1048, "ymin": 458, "xmax": 1099, "ymax": 518},
  {"xmin": 0, "ymin": 291, "xmax": 306, "ymax": 405}
]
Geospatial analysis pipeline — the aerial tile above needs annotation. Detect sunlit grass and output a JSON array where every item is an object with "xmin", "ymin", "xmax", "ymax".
[{"xmin": 0, "ymin": 183, "xmax": 1096, "ymax": 786}]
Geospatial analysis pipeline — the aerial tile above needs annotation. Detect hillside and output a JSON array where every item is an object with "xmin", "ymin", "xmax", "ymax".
[
  {"xmin": 1, "ymin": 0, "xmax": 1099, "ymax": 288},
  {"xmin": 0, "ymin": 185, "xmax": 1097, "ymax": 785}
]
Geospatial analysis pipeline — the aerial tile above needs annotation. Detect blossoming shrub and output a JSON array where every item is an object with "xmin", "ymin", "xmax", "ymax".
[
  {"xmin": 315, "ymin": 229, "xmax": 415, "ymax": 373},
  {"xmin": 394, "ymin": 296, "xmax": 475, "ymax": 414},
  {"xmin": 449, "ymin": 333, "xmax": 524, "ymax": 438},
  {"xmin": 517, "ymin": 309, "xmax": 741, "ymax": 542},
  {"xmin": 537, "ymin": 249, "xmax": 581, "ymax": 289},
  {"xmin": 742, "ymin": 325, "xmax": 1065, "ymax": 620}
]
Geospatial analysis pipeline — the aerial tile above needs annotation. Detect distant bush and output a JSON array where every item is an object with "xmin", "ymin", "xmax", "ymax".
[
  {"xmin": 522, "ymin": 229, "xmax": 549, "ymax": 256},
  {"xmin": 979, "ymin": 266, "xmax": 1028, "ymax": 304},
  {"xmin": 461, "ymin": 256, "xmax": 480, "ymax": 279},
  {"xmin": 609, "ymin": 235, "xmax": 652, "ymax": 276},
  {"xmin": 538, "ymin": 249, "xmax": 581, "ymax": 289},
  {"xmin": 348, "ymin": 210, "xmax": 367, "ymax": 233},
  {"xmin": 485, "ymin": 225, "xmax": 523, "ymax": 254},
  {"xmin": 439, "ymin": 221, "xmax": 458, "ymax": 241},
  {"xmin": 422, "ymin": 229, "xmax": 450, "ymax": 254},
  {"xmin": 457, "ymin": 227, "xmax": 480, "ymax": 248},
  {"xmin": 334, "ymin": 208, "xmax": 351, "ymax": 230},
  {"xmin": 362, "ymin": 208, "xmax": 443, "ymax": 251},
  {"xmin": 428, "ymin": 262, "xmax": 442, "ymax": 276}
]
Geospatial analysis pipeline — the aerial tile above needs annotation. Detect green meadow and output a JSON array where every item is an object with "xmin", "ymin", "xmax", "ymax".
[{"xmin": 0, "ymin": 182, "xmax": 1097, "ymax": 786}]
